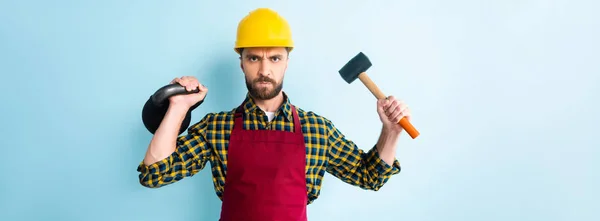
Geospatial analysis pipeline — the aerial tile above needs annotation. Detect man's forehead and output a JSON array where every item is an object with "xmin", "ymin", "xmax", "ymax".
[{"xmin": 242, "ymin": 47, "xmax": 287, "ymax": 56}]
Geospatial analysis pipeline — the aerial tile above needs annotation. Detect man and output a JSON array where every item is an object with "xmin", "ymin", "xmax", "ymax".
[{"xmin": 137, "ymin": 8, "xmax": 411, "ymax": 221}]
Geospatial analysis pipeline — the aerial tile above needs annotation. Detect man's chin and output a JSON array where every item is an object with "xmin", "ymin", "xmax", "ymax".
[
  {"xmin": 250, "ymin": 89, "xmax": 278, "ymax": 100},
  {"xmin": 246, "ymin": 81, "xmax": 282, "ymax": 100}
]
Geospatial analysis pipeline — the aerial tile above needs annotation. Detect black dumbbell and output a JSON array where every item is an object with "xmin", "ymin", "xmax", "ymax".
[{"xmin": 142, "ymin": 83, "xmax": 204, "ymax": 135}]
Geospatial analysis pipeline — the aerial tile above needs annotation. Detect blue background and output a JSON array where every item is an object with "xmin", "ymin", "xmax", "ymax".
[{"xmin": 1, "ymin": 0, "xmax": 598, "ymax": 220}]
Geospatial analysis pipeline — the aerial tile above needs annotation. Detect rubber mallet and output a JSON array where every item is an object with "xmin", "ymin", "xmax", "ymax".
[{"xmin": 338, "ymin": 52, "xmax": 420, "ymax": 139}]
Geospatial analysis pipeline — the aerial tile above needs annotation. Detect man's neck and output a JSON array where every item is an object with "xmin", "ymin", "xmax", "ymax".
[{"xmin": 252, "ymin": 92, "xmax": 285, "ymax": 112}]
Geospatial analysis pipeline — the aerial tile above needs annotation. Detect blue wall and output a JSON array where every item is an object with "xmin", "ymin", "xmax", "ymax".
[{"xmin": 1, "ymin": 0, "xmax": 598, "ymax": 220}]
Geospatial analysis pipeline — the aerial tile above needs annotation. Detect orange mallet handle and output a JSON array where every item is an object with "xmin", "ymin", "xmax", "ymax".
[{"xmin": 358, "ymin": 73, "xmax": 420, "ymax": 139}]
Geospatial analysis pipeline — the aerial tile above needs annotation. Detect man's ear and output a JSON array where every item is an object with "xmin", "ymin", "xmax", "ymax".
[{"xmin": 239, "ymin": 52, "xmax": 244, "ymax": 72}]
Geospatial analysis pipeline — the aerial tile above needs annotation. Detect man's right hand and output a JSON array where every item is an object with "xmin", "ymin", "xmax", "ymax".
[
  {"xmin": 142, "ymin": 76, "xmax": 207, "ymax": 166},
  {"xmin": 169, "ymin": 76, "xmax": 208, "ymax": 109}
]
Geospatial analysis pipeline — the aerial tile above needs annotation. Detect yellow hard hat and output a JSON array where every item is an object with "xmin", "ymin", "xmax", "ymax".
[{"xmin": 234, "ymin": 8, "xmax": 294, "ymax": 54}]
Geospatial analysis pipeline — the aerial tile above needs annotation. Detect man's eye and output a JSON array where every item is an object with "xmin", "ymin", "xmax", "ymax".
[
  {"xmin": 249, "ymin": 57, "xmax": 259, "ymax": 62},
  {"xmin": 271, "ymin": 57, "xmax": 280, "ymax": 62}
]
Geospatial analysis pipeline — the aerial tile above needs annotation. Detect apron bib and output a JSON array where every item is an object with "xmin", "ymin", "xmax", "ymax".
[{"xmin": 219, "ymin": 104, "xmax": 308, "ymax": 221}]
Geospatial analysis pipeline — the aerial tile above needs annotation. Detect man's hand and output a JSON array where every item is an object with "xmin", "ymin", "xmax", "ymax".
[
  {"xmin": 169, "ymin": 76, "xmax": 208, "ymax": 109},
  {"xmin": 376, "ymin": 96, "xmax": 411, "ymax": 134},
  {"xmin": 143, "ymin": 76, "xmax": 207, "ymax": 166}
]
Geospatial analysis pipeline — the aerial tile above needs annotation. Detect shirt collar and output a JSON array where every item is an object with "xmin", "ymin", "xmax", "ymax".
[{"xmin": 241, "ymin": 91, "xmax": 294, "ymax": 122}]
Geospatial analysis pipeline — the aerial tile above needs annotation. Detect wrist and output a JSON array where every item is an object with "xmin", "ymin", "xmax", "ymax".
[
  {"xmin": 382, "ymin": 125, "xmax": 402, "ymax": 137},
  {"xmin": 167, "ymin": 103, "xmax": 191, "ymax": 116}
]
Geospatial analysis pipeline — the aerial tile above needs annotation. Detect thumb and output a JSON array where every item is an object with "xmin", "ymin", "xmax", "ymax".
[
  {"xmin": 198, "ymin": 84, "xmax": 207, "ymax": 92},
  {"xmin": 376, "ymin": 99, "xmax": 386, "ymax": 113}
]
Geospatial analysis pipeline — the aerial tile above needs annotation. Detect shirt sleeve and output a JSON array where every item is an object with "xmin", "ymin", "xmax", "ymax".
[
  {"xmin": 137, "ymin": 114, "xmax": 213, "ymax": 188},
  {"xmin": 325, "ymin": 120, "xmax": 401, "ymax": 191}
]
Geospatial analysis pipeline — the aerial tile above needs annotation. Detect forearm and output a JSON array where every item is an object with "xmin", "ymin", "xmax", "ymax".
[
  {"xmin": 326, "ymin": 120, "xmax": 401, "ymax": 191},
  {"xmin": 143, "ymin": 104, "xmax": 189, "ymax": 165},
  {"xmin": 375, "ymin": 127, "xmax": 401, "ymax": 166}
]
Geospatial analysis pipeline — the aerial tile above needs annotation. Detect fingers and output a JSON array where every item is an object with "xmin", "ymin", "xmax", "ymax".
[
  {"xmin": 381, "ymin": 96, "xmax": 410, "ymax": 123},
  {"xmin": 403, "ymin": 108, "xmax": 411, "ymax": 121},
  {"xmin": 384, "ymin": 96, "xmax": 398, "ymax": 114},
  {"xmin": 387, "ymin": 101, "xmax": 403, "ymax": 121},
  {"xmin": 171, "ymin": 76, "xmax": 206, "ymax": 92},
  {"xmin": 182, "ymin": 76, "xmax": 198, "ymax": 92}
]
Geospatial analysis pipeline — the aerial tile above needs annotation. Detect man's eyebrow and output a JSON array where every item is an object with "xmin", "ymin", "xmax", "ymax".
[
  {"xmin": 244, "ymin": 53, "xmax": 260, "ymax": 58},
  {"xmin": 244, "ymin": 53, "xmax": 284, "ymax": 59}
]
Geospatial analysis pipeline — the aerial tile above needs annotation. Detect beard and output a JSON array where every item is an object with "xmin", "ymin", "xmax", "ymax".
[{"xmin": 245, "ymin": 76, "xmax": 283, "ymax": 100}]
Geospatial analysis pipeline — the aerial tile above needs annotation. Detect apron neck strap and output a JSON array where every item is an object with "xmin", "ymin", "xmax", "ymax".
[{"xmin": 234, "ymin": 103, "xmax": 301, "ymax": 133}]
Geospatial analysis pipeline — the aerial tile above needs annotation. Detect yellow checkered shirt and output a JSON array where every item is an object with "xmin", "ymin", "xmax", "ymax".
[{"xmin": 137, "ymin": 93, "xmax": 401, "ymax": 204}]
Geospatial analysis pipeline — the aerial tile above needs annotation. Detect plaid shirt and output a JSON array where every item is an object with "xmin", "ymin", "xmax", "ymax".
[{"xmin": 137, "ymin": 92, "xmax": 401, "ymax": 204}]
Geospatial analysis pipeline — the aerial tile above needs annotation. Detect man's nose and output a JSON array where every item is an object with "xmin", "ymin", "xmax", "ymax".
[{"xmin": 258, "ymin": 59, "xmax": 270, "ymax": 76}]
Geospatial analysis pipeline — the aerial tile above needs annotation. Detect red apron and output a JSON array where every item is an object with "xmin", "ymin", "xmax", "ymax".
[{"xmin": 219, "ymin": 104, "xmax": 308, "ymax": 221}]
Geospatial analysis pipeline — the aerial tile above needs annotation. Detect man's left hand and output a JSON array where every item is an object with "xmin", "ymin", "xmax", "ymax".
[{"xmin": 376, "ymin": 96, "xmax": 411, "ymax": 134}]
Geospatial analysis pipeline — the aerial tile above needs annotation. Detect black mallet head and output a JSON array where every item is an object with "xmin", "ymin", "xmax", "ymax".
[{"xmin": 338, "ymin": 52, "xmax": 372, "ymax": 84}]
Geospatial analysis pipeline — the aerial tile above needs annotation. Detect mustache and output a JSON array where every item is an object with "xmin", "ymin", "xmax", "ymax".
[{"xmin": 254, "ymin": 77, "xmax": 275, "ymax": 84}]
